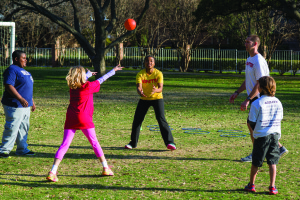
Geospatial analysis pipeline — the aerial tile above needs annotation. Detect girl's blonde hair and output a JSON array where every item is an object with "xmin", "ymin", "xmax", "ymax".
[
  {"xmin": 259, "ymin": 76, "xmax": 276, "ymax": 97},
  {"xmin": 66, "ymin": 66, "xmax": 86, "ymax": 89}
]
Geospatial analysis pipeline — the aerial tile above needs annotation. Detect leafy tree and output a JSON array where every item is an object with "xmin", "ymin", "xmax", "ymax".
[
  {"xmin": 194, "ymin": 0, "xmax": 300, "ymax": 23},
  {"xmin": 2, "ymin": 0, "xmax": 150, "ymax": 77}
]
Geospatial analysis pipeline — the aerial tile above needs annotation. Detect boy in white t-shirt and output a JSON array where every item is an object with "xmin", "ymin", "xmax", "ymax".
[{"xmin": 244, "ymin": 76, "xmax": 282, "ymax": 195}]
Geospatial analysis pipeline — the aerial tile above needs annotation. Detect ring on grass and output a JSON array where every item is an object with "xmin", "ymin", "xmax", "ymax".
[
  {"xmin": 220, "ymin": 134, "xmax": 246, "ymax": 137},
  {"xmin": 185, "ymin": 130, "xmax": 210, "ymax": 134},
  {"xmin": 147, "ymin": 125, "xmax": 159, "ymax": 128},
  {"xmin": 217, "ymin": 130, "xmax": 243, "ymax": 133},
  {"xmin": 150, "ymin": 127, "xmax": 174, "ymax": 131},
  {"xmin": 182, "ymin": 128, "xmax": 201, "ymax": 130}
]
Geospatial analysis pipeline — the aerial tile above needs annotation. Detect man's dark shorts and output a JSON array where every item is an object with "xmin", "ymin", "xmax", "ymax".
[{"xmin": 252, "ymin": 133, "xmax": 280, "ymax": 167}]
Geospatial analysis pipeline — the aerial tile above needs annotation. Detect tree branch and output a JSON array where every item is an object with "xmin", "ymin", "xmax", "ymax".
[
  {"xmin": 106, "ymin": 0, "xmax": 116, "ymax": 33},
  {"xmin": 102, "ymin": 0, "xmax": 110, "ymax": 11},
  {"xmin": 105, "ymin": 0, "xmax": 150, "ymax": 53},
  {"xmin": 18, "ymin": 0, "xmax": 96, "ymax": 58},
  {"xmin": 69, "ymin": 0, "xmax": 81, "ymax": 32}
]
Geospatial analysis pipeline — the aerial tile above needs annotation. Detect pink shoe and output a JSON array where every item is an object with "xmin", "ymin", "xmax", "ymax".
[
  {"xmin": 102, "ymin": 167, "xmax": 114, "ymax": 176},
  {"xmin": 167, "ymin": 143, "xmax": 176, "ymax": 150},
  {"xmin": 46, "ymin": 171, "xmax": 58, "ymax": 182}
]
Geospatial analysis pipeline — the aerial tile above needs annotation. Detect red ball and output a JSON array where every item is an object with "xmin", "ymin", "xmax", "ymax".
[{"xmin": 124, "ymin": 19, "xmax": 136, "ymax": 31}]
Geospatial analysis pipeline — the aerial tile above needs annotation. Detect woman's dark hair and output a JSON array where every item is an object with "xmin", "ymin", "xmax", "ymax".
[
  {"xmin": 12, "ymin": 50, "xmax": 26, "ymax": 61},
  {"xmin": 258, "ymin": 76, "xmax": 276, "ymax": 97},
  {"xmin": 144, "ymin": 55, "xmax": 155, "ymax": 62}
]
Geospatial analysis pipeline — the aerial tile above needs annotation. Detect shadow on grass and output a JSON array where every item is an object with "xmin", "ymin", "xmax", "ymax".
[
  {"xmin": 0, "ymin": 175, "xmax": 259, "ymax": 194},
  {"xmin": 9, "ymin": 151, "xmax": 231, "ymax": 161},
  {"xmin": 28, "ymin": 144, "xmax": 169, "ymax": 152}
]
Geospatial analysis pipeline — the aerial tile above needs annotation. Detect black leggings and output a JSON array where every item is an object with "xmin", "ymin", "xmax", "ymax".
[{"xmin": 129, "ymin": 99, "xmax": 175, "ymax": 148}]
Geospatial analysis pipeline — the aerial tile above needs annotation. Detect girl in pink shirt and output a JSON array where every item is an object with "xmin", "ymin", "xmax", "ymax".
[{"xmin": 46, "ymin": 65, "xmax": 123, "ymax": 182}]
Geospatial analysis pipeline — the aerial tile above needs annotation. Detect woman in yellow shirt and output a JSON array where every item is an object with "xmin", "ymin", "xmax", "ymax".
[{"xmin": 125, "ymin": 55, "xmax": 176, "ymax": 150}]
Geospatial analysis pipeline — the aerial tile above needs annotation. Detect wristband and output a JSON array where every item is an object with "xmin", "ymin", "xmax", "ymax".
[
  {"xmin": 234, "ymin": 90, "xmax": 239, "ymax": 95},
  {"xmin": 246, "ymin": 96, "xmax": 251, "ymax": 101}
]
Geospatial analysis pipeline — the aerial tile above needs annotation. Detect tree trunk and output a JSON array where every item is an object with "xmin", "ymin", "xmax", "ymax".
[
  {"xmin": 116, "ymin": 43, "xmax": 123, "ymax": 65},
  {"xmin": 180, "ymin": 44, "xmax": 191, "ymax": 72}
]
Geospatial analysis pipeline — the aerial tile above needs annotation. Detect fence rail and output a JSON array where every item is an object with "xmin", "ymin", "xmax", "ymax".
[{"xmin": 0, "ymin": 47, "xmax": 299, "ymax": 74}]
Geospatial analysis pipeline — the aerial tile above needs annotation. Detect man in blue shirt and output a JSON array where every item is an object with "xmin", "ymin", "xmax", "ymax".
[{"xmin": 0, "ymin": 50, "xmax": 36, "ymax": 158}]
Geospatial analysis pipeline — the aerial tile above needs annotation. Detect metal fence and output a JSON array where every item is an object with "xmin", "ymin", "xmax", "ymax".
[{"xmin": 6, "ymin": 47, "xmax": 300, "ymax": 74}]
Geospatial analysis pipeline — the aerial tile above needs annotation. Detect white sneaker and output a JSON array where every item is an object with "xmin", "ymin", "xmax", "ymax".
[{"xmin": 125, "ymin": 144, "xmax": 133, "ymax": 149}]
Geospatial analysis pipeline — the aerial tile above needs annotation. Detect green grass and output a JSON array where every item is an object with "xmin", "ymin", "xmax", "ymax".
[{"xmin": 0, "ymin": 67, "xmax": 299, "ymax": 199}]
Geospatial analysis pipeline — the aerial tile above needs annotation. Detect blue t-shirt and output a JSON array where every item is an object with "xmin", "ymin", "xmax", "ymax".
[{"xmin": 1, "ymin": 65, "xmax": 34, "ymax": 107}]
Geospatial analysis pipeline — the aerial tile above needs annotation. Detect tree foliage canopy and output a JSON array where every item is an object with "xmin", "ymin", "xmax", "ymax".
[{"xmin": 194, "ymin": 0, "xmax": 300, "ymax": 23}]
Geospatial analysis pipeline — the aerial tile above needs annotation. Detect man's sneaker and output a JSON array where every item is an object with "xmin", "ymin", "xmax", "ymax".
[
  {"xmin": 279, "ymin": 146, "xmax": 288, "ymax": 158},
  {"xmin": 0, "ymin": 152, "xmax": 10, "ymax": 158},
  {"xmin": 241, "ymin": 153, "xmax": 252, "ymax": 162},
  {"xmin": 269, "ymin": 186, "xmax": 278, "ymax": 195},
  {"xmin": 24, "ymin": 151, "xmax": 35, "ymax": 156},
  {"xmin": 16, "ymin": 151, "xmax": 35, "ymax": 156},
  {"xmin": 46, "ymin": 171, "xmax": 58, "ymax": 182},
  {"xmin": 102, "ymin": 167, "xmax": 114, "ymax": 176},
  {"xmin": 244, "ymin": 183, "xmax": 256, "ymax": 192},
  {"xmin": 125, "ymin": 144, "xmax": 133, "ymax": 149},
  {"xmin": 167, "ymin": 143, "xmax": 176, "ymax": 150}
]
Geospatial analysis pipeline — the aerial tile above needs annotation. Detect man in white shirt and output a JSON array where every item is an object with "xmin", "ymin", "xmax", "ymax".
[{"xmin": 229, "ymin": 35, "xmax": 288, "ymax": 162}]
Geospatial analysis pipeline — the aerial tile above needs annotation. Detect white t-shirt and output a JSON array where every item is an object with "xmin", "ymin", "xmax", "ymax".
[
  {"xmin": 248, "ymin": 95, "xmax": 283, "ymax": 139},
  {"xmin": 245, "ymin": 54, "xmax": 269, "ymax": 96}
]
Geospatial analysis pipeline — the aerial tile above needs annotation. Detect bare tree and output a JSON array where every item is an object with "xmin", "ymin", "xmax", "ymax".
[
  {"xmin": 3, "ymin": 0, "xmax": 150, "ymax": 77},
  {"xmin": 164, "ymin": 0, "xmax": 216, "ymax": 72}
]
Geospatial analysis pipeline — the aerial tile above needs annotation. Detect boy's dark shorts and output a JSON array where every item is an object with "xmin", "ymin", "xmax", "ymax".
[{"xmin": 252, "ymin": 133, "xmax": 280, "ymax": 167}]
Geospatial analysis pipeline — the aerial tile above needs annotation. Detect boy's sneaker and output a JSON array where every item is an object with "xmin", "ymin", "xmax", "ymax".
[
  {"xmin": 167, "ymin": 143, "xmax": 176, "ymax": 150},
  {"xmin": 244, "ymin": 183, "xmax": 256, "ymax": 192},
  {"xmin": 269, "ymin": 186, "xmax": 278, "ymax": 195},
  {"xmin": 0, "ymin": 152, "xmax": 10, "ymax": 158},
  {"xmin": 102, "ymin": 167, "xmax": 114, "ymax": 176},
  {"xmin": 46, "ymin": 171, "xmax": 58, "ymax": 182},
  {"xmin": 125, "ymin": 144, "xmax": 133, "ymax": 149},
  {"xmin": 279, "ymin": 146, "xmax": 288, "ymax": 158},
  {"xmin": 241, "ymin": 153, "xmax": 252, "ymax": 162}
]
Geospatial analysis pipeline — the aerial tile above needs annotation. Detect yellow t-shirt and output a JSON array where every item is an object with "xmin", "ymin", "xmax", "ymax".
[{"xmin": 136, "ymin": 68, "xmax": 163, "ymax": 100}]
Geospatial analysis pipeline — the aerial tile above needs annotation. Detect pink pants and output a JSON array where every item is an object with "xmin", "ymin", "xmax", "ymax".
[{"xmin": 55, "ymin": 128, "xmax": 104, "ymax": 160}]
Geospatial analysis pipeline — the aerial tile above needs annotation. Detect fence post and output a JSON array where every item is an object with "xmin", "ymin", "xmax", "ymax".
[
  {"xmin": 35, "ymin": 47, "xmax": 38, "ymax": 67},
  {"xmin": 212, "ymin": 49, "xmax": 214, "ymax": 71},
  {"xmin": 162, "ymin": 48, "xmax": 164, "ymax": 71},
  {"xmin": 291, "ymin": 50, "xmax": 293, "ymax": 75},
  {"xmin": 78, "ymin": 48, "xmax": 81, "ymax": 66},
  {"xmin": 235, "ymin": 49, "xmax": 237, "ymax": 73},
  {"xmin": 52, "ymin": 45, "xmax": 57, "ymax": 67}
]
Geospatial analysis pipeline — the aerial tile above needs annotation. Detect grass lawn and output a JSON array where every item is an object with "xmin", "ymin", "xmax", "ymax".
[{"xmin": 0, "ymin": 67, "xmax": 299, "ymax": 199}]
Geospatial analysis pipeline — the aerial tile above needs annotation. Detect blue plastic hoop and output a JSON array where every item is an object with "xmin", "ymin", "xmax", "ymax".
[
  {"xmin": 185, "ymin": 130, "xmax": 210, "ymax": 134},
  {"xmin": 182, "ymin": 128, "xmax": 201, "ymax": 130},
  {"xmin": 147, "ymin": 125, "xmax": 159, "ymax": 128},
  {"xmin": 220, "ymin": 134, "xmax": 246, "ymax": 137},
  {"xmin": 150, "ymin": 128, "xmax": 174, "ymax": 131},
  {"xmin": 217, "ymin": 130, "xmax": 243, "ymax": 133}
]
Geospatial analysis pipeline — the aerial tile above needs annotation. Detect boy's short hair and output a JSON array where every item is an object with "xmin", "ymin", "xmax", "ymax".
[
  {"xmin": 248, "ymin": 35, "xmax": 260, "ymax": 47},
  {"xmin": 66, "ymin": 66, "xmax": 86, "ymax": 89},
  {"xmin": 12, "ymin": 50, "xmax": 26, "ymax": 61},
  {"xmin": 259, "ymin": 76, "xmax": 276, "ymax": 97}
]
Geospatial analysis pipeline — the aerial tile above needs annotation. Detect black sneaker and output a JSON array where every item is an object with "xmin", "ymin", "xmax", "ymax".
[
  {"xmin": 0, "ymin": 152, "xmax": 11, "ymax": 158},
  {"xmin": 23, "ymin": 151, "xmax": 35, "ymax": 156}
]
